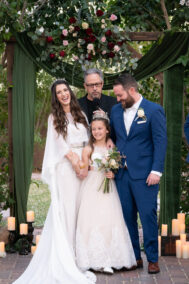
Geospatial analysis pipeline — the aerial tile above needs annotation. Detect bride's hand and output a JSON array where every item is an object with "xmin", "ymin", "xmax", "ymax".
[{"xmin": 105, "ymin": 171, "xmax": 114, "ymax": 179}]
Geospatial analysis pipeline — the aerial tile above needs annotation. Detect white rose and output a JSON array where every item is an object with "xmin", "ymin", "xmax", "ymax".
[
  {"xmin": 109, "ymin": 159, "xmax": 117, "ymax": 167},
  {"xmin": 137, "ymin": 109, "xmax": 145, "ymax": 118},
  {"xmin": 69, "ymin": 25, "xmax": 74, "ymax": 32},
  {"xmin": 82, "ymin": 22, "xmax": 89, "ymax": 29},
  {"xmin": 72, "ymin": 32, "xmax": 78, "ymax": 37}
]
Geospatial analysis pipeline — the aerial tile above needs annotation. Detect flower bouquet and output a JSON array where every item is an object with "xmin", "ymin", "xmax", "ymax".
[{"xmin": 94, "ymin": 147, "xmax": 124, "ymax": 193}]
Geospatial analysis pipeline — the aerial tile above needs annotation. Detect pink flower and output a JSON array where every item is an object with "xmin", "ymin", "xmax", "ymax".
[
  {"xmin": 87, "ymin": 43, "xmax": 94, "ymax": 50},
  {"xmin": 63, "ymin": 40, "xmax": 68, "ymax": 46},
  {"xmin": 109, "ymin": 14, "xmax": 117, "ymax": 21},
  {"xmin": 102, "ymin": 50, "xmax": 107, "ymax": 55},
  {"xmin": 72, "ymin": 55, "xmax": 79, "ymax": 60},
  {"xmin": 101, "ymin": 36, "xmax": 106, "ymax": 43},
  {"xmin": 114, "ymin": 45, "xmax": 120, "ymax": 52},
  {"xmin": 62, "ymin": 29, "xmax": 68, "ymax": 36}
]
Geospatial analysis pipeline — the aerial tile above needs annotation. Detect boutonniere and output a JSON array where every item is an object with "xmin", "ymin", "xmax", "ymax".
[{"xmin": 135, "ymin": 108, "xmax": 147, "ymax": 123}]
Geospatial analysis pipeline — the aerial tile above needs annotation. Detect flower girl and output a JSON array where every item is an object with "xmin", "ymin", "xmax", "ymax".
[{"xmin": 76, "ymin": 113, "xmax": 136, "ymax": 274}]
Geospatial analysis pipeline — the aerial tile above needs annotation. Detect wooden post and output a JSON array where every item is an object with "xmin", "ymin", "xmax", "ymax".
[
  {"xmin": 160, "ymin": 83, "xmax": 163, "ymax": 106},
  {"xmin": 6, "ymin": 41, "xmax": 15, "ymax": 216}
]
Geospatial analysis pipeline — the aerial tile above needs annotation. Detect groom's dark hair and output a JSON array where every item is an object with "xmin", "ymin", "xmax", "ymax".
[{"xmin": 114, "ymin": 73, "xmax": 138, "ymax": 91}]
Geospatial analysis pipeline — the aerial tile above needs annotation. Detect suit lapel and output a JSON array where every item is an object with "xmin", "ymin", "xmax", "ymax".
[
  {"xmin": 117, "ymin": 105, "xmax": 128, "ymax": 139},
  {"xmin": 128, "ymin": 98, "xmax": 147, "ymax": 138}
]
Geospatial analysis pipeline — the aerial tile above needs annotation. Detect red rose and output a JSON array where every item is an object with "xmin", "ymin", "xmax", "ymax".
[
  {"xmin": 96, "ymin": 10, "xmax": 104, "ymax": 17},
  {"xmin": 74, "ymin": 26, "xmax": 80, "ymax": 32},
  {"xmin": 49, "ymin": 53, "xmax": 55, "ymax": 59},
  {"xmin": 108, "ymin": 52, "xmax": 115, "ymax": 58},
  {"xmin": 117, "ymin": 41, "xmax": 124, "ymax": 46},
  {"xmin": 69, "ymin": 17, "xmax": 76, "ymax": 24},
  {"xmin": 59, "ymin": 51, "xmax": 66, "ymax": 57},
  {"xmin": 86, "ymin": 28, "xmax": 93, "ymax": 35},
  {"xmin": 86, "ymin": 54, "xmax": 92, "ymax": 61},
  {"xmin": 46, "ymin": 36, "xmax": 53, "ymax": 43},
  {"xmin": 84, "ymin": 37, "xmax": 90, "ymax": 43},
  {"xmin": 105, "ymin": 30, "xmax": 112, "ymax": 37},
  {"xmin": 107, "ymin": 42, "xmax": 115, "ymax": 50},
  {"xmin": 89, "ymin": 35, "xmax": 96, "ymax": 42}
]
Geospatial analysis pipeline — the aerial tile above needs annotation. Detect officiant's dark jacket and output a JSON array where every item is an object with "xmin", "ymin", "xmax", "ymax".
[{"xmin": 78, "ymin": 94, "xmax": 117, "ymax": 123}]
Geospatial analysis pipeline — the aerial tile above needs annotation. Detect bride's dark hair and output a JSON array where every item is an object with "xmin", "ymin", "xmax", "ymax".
[
  {"xmin": 88, "ymin": 118, "xmax": 111, "ymax": 157},
  {"xmin": 51, "ymin": 79, "xmax": 88, "ymax": 138}
]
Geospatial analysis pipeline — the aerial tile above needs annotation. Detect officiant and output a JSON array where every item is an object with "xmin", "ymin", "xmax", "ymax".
[{"xmin": 78, "ymin": 68, "xmax": 117, "ymax": 123}]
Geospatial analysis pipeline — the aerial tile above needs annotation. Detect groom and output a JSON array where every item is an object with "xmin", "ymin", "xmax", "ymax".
[{"xmin": 110, "ymin": 73, "xmax": 167, "ymax": 274}]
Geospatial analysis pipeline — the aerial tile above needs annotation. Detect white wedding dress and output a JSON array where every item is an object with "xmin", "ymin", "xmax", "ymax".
[
  {"xmin": 76, "ymin": 146, "xmax": 137, "ymax": 271},
  {"xmin": 13, "ymin": 114, "xmax": 96, "ymax": 284}
]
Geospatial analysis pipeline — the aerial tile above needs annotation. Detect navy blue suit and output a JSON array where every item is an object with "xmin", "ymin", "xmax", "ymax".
[
  {"xmin": 110, "ymin": 98, "xmax": 167, "ymax": 262},
  {"xmin": 184, "ymin": 114, "xmax": 189, "ymax": 163}
]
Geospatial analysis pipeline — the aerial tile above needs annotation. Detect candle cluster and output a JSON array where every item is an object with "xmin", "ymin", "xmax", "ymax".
[
  {"xmin": 158, "ymin": 213, "xmax": 189, "ymax": 258},
  {"xmin": 31, "ymin": 235, "xmax": 41, "ymax": 255},
  {"xmin": 0, "ymin": 211, "xmax": 36, "ymax": 258},
  {"xmin": 7, "ymin": 211, "xmax": 35, "ymax": 234}
]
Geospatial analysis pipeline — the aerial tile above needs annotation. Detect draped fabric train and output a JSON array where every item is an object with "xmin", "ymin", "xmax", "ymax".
[{"xmin": 13, "ymin": 114, "xmax": 96, "ymax": 284}]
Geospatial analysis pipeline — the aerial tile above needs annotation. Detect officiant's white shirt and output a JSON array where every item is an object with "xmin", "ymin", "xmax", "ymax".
[{"xmin": 123, "ymin": 95, "xmax": 161, "ymax": 177}]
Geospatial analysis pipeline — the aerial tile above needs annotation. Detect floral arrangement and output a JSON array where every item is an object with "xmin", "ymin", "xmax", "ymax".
[
  {"xmin": 94, "ymin": 147, "xmax": 124, "ymax": 193},
  {"xmin": 31, "ymin": 9, "xmax": 138, "ymax": 72}
]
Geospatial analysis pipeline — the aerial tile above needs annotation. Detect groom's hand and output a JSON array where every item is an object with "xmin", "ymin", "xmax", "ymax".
[{"xmin": 146, "ymin": 173, "xmax": 160, "ymax": 186}]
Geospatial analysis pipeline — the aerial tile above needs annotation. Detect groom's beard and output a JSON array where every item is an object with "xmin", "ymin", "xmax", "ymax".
[{"xmin": 121, "ymin": 94, "xmax": 135, "ymax": 109}]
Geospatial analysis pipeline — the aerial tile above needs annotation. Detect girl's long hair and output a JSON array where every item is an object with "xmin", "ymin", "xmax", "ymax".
[
  {"xmin": 51, "ymin": 79, "xmax": 88, "ymax": 138},
  {"xmin": 88, "ymin": 118, "xmax": 111, "ymax": 158}
]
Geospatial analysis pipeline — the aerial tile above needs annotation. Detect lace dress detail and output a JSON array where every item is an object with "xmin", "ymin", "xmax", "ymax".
[{"xmin": 76, "ymin": 146, "xmax": 136, "ymax": 271}]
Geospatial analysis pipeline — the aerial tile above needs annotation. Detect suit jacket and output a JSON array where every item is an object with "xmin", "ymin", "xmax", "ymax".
[
  {"xmin": 78, "ymin": 94, "xmax": 117, "ymax": 123},
  {"xmin": 184, "ymin": 114, "xmax": 189, "ymax": 163},
  {"xmin": 110, "ymin": 98, "xmax": 167, "ymax": 180}
]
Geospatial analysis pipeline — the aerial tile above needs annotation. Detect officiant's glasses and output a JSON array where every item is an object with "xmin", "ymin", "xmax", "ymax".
[{"xmin": 85, "ymin": 82, "xmax": 102, "ymax": 88}]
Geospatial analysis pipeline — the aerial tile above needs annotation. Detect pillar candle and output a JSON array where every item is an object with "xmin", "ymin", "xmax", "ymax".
[
  {"xmin": 180, "ymin": 233, "xmax": 186, "ymax": 244},
  {"xmin": 0, "ymin": 242, "xmax": 5, "ymax": 253},
  {"xmin": 26, "ymin": 211, "xmax": 35, "ymax": 222},
  {"xmin": 158, "ymin": 236, "xmax": 161, "ymax": 256},
  {"xmin": 182, "ymin": 244, "xmax": 188, "ymax": 259},
  {"xmin": 161, "ymin": 224, "xmax": 168, "ymax": 236},
  {"xmin": 36, "ymin": 235, "xmax": 41, "ymax": 246},
  {"xmin": 172, "ymin": 219, "xmax": 180, "ymax": 236},
  {"xmin": 7, "ymin": 217, "xmax": 15, "ymax": 231},
  {"xmin": 31, "ymin": 246, "xmax": 36, "ymax": 255},
  {"xmin": 20, "ymin": 223, "xmax": 28, "ymax": 235},
  {"xmin": 177, "ymin": 213, "xmax": 185, "ymax": 225},
  {"xmin": 176, "ymin": 240, "xmax": 182, "ymax": 258},
  {"xmin": 179, "ymin": 223, "xmax": 185, "ymax": 234}
]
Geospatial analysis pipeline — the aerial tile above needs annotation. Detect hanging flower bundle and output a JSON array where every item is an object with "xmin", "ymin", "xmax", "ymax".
[{"xmin": 30, "ymin": 8, "xmax": 138, "ymax": 72}]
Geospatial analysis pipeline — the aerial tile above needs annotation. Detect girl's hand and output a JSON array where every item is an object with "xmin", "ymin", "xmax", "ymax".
[{"xmin": 105, "ymin": 171, "xmax": 114, "ymax": 179}]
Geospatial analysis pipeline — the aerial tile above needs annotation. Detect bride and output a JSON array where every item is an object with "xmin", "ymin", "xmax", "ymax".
[{"xmin": 13, "ymin": 79, "xmax": 96, "ymax": 284}]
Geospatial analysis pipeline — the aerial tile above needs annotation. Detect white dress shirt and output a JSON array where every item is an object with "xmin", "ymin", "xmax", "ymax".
[{"xmin": 123, "ymin": 96, "xmax": 162, "ymax": 177}]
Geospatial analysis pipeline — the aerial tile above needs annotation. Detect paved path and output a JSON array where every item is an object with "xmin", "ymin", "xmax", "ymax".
[{"xmin": 0, "ymin": 252, "xmax": 189, "ymax": 284}]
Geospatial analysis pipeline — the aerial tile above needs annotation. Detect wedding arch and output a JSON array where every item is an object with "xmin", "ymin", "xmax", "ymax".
[{"xmin": 5, "ymin": 30, "xmax": 189, "ymax": 233}]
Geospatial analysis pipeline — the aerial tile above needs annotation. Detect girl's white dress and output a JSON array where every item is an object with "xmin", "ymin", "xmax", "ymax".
[
  {"xmin": 76, "ymin": 146, "xmax": 137, "ymax": 271},
  {"xmin": 13, "ymin": 113, "xmax": 96, "ymax": 284}
]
